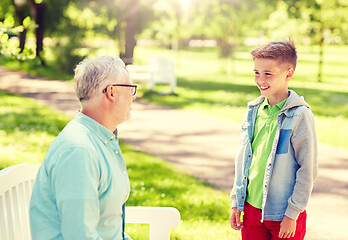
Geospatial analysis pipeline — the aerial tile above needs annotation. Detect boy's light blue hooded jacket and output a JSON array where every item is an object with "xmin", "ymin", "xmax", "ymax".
[{"xmin": 230, "ymin": 90, "xmax": 318, "ymax": 222}]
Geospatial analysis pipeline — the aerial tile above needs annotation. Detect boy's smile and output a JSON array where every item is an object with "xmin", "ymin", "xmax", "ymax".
[{"xmin": 254, "ymin": 58, "xmax": 293, "ymax": 106}]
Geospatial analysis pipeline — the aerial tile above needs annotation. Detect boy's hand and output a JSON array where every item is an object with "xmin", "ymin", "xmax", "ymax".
[
  {"xmin": 279, "ymin": 216, "xmax": 296, "ymax": 238},
  {"xmin": 229, "ymin": 207, "xmax": 243, "ymax": 230}
]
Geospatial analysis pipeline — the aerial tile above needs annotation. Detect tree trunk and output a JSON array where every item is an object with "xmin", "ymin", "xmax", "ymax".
[
  {"xmin": 19, "ymin": 29, "xmax": 27, "ymax": 53},
  {"xmin": 28, "ymin": 0, "xmax": 46, "ymax": 65},
  {"xmin": 120, "ymin": 0, "xmax": 138, "ymax": 65},
  {"xmin": 218, "ymin": 39, "xmax": 232, "ymax": 58},
  {"xmin": 217, "ymin": 38, "xmax": 233, "ymax": 73},
  {"xmin": 317, "ymin": 27, "xmax": 324, "ymax": 83},
  {"xmin": 14, "ymin": 4, "xmax": 27, "ymax": 53}
]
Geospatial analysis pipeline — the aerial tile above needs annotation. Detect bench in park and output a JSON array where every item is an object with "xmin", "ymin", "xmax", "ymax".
[
  {"xmin": 126, "ymin": 57, "xmax": 177, "ymax": 94},
  {"xmin": 0, "ymin": 163, "xmax": 181, "ymax": 240}
]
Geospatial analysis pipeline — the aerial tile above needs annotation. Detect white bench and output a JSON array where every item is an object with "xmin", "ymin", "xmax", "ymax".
[
  {"xmin": 0, "ymin": 163, "xmax": 181, "ymax": 240},
  {"xmin": 126, "ymin": 57, "xmax": 177, "ymax": 93}
]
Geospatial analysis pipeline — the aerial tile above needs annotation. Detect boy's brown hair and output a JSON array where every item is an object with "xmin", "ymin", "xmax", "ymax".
[{"xmin": 251, "ymin": 39, "xmax": 297, "ymax": 70}]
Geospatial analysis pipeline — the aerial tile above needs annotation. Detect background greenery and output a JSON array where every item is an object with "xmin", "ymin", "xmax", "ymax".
[{"xmin": 1, "ymin": 0, "xmax": 348, "ymax": 81}]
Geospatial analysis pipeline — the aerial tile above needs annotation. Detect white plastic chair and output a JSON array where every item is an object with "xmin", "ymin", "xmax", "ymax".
[
  {"xmin": 148, "ymin": 57, "xmax": 177, "ymax": 92},
  {"xmin": 0, "ymin": 163, "xmax": 181, "ymax": 240},
  {"xmin": 126, "ymin": 57, "xmax": 177, "ymax": 93},
  {"xmin": 0, "ymin": 163, "xmax": 40, "ymax": 240},
  {"xmin": 126, "ymin": 206, "xmax": 180, "ymax": 240}
]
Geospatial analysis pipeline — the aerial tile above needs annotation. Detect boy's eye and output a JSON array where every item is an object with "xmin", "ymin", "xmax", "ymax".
[
  {"xmin": 265, "ymin": 73, "xmax": 272, "ymax": 76},
  {"xmin": 254, "ymin": 72, "xmax": 259, "ymax": 75}
]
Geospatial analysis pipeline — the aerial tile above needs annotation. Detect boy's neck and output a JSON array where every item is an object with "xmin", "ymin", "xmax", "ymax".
[{"xmin": 267, "ymin": 91, "xmax": 289, "ymax": 107}]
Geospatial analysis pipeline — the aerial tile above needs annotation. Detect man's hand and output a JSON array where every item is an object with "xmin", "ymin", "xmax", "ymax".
[
  {"xmin": 229, "ymin": 207, "xmax": 243, "ymax": 230},
  {"xmin": 279, "ymin": 216, "xmax": 296, "ymax": 238}
]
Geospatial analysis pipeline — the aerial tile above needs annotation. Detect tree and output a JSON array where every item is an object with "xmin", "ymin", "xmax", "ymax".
[
  {"xmin": 27, "ymin": 0, "xmax": 45, "ymax": 64},
  {"xmin": 94, "ymin": 0, "xmax": 155, "ymax": 65},
  {"xmin": 11, "ymin": 0, "xmax": 30, "ymax": 53},
  {"xmin": 3, "ymin": 0, "xmax": 75, "ymax": 65},
  {"xmin": 0, "ymin": 1, "xmax": 34, "ymax": 59},
  {"xmin": 116, "ymin": 0, "xmax": 139, "ymax": 65},
  {"xmin": 283, "ymin": 0, "xmax": 348, "ymax": 82}
]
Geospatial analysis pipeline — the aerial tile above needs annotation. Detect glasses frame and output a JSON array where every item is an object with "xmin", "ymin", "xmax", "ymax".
[{"xmin": 102, "ymin": 84, "xmax": 137, "ymax": 96}]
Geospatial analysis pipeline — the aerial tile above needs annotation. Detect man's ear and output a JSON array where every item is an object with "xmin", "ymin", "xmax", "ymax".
[{"xmin": 104, "ymin": 86, "xmax": 116, "ymax": 102}]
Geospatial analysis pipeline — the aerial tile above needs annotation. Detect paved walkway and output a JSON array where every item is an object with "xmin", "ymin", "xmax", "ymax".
[{"xmin": 1, "ymin": 66, "xmax": 348, "ymax": 240}]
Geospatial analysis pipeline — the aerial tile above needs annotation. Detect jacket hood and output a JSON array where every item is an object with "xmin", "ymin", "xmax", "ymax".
[
  {"xmin": 248, "ymin": 90, "xmax": 310, "ymax": 115},
  {"xmin": 282, "ymin": 90, "xmax": 310, "ymax": 111}
]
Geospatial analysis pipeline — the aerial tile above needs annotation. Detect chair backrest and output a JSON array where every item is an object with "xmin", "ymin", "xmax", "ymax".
[
  {"xmin": 0, "ymin": 163, "xmax": 40, "ymax": 240},
  {"xmin": 126, "ymin": 206, "xmax": 181, "ymax": 240},
  {"xmin": 149, "ymin": 57, "xmax": 176, "ymax": 84}
]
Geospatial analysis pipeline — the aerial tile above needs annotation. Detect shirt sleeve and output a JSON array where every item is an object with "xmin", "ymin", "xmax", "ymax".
[
  {"xmin": 51, "ymin": 147, "xmax": 102, "ymax": 240},
  {"xmin": 124, "ymin": 232, "xmax": 133, "ymax": 240}
]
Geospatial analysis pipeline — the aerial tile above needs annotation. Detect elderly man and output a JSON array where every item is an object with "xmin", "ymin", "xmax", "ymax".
[{"xmin": 29, "ymin": 56, "xmax": 136, "ymax": 240}]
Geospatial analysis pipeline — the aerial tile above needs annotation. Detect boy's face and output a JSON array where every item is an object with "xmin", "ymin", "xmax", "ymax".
[{"xmin": 254, "ymin": 58, "xmax": 293, "ymax": 106}]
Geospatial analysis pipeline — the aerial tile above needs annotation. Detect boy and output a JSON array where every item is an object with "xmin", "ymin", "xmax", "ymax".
[{"xmin": 229, "ymin": 40, "xmax": 318, "ymax": 240}]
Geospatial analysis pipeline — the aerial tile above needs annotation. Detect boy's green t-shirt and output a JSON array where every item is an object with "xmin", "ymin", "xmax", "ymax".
[{"xmin": 246, "ymin": 97, "xmax": 288, "ymax": 209}]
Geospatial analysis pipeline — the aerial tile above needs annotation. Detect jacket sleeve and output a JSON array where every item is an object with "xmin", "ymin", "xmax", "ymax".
[
  {"xmin": 230, "ymin": 109, "xmax": 251, "ymax": 209},
  {"xmin": 230, "ymin": 182, "xmax": 238, "ymax": 208},
  {"xmin": 286, "ymin": 108, "xmax": 318, "ymax": 220}
]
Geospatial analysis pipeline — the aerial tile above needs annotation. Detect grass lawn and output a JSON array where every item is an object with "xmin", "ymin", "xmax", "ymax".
[
  {"xmin": 0, "ymin": 89, "xmax": 240, "ymax": 240},
  {"xmin": 0, "ymin": 56, "xmax": 73, "ymax": 81}
]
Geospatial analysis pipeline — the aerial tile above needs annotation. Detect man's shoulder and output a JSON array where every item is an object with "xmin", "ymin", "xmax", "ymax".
[
  {"xmin": 58, "ymin": 119, "xmax": 93, "ymax": 142},
  {"xmin": 44, "ymin": 127, "xmax": 100, "ymax": 172},
  {"xmin": 48, "ymin": 120, "xmax": 97, "ymax": 156}
]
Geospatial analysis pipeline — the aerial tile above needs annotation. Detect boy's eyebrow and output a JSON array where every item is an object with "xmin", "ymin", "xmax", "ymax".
[{"xmin": 254, "ymin": 69, "xmax": 273, "ymax": 72}]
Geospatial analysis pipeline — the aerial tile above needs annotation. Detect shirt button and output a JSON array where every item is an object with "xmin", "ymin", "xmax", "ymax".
[
  {"xmin": 104, "ymin": 140, "xmax": 108, "ymax": 144},
  {"xmin": 123, "ymin": 170, "xmax": 126, "ymax": 174},
  {"xmin": 115, "ymin": 150, "xmax": 119, "ymax": 154},
  {"xmin": 110, "ymin": 135, "xmax": 115, "ymax": 140}
]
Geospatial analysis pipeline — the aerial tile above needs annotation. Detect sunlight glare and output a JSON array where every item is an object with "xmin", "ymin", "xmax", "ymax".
[{"xmin": 180, "ymin": 0, "xmax": 190, "ymax": 11}]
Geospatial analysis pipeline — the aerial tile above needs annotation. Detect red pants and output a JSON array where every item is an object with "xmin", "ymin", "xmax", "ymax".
[{"xmin": 241, "ymin": 202, "xmax": 307, "ymax": 240}]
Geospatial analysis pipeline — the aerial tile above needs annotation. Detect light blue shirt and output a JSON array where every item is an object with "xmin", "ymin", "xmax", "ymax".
[{"xmin": 30, "ymin": 111, "xmax": 132, "ymax": 240}]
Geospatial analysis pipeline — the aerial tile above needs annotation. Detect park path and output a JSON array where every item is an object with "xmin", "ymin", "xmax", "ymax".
[{"xmin": 1, "ymin": 66, "xmax": 348, "ymax": 240}]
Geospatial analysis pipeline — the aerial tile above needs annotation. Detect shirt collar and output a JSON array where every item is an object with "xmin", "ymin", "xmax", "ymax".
[
  {"xmin": 75, "ymin": 111, "xmax": 117, "ymax": 144},
  {"xmin": 262, "ymin": 98, "xmax": 288, "ymax": 111}
]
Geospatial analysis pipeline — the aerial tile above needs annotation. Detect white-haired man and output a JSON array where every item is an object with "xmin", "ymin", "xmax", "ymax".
[{"xmin": 30, "ymin": 56, "xmax": 136, "ymax": 240}]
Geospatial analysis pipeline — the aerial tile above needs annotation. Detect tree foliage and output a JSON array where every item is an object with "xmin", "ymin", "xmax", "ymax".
[
  {"xmin": 280, "ymin": 0, "xmax": 348, "ymax": 81},
  {"xmin": 1, "ymin": 0, "xmax": 348, "ymax": 77}
]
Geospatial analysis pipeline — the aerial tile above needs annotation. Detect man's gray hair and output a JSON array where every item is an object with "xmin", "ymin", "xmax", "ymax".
[{"xmin": 74, "ymin": 56, "xmax": 126, "ymax": 102}]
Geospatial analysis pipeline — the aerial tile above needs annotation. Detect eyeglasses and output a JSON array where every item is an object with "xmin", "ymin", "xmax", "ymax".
[{"xmin": 102, "ymin": 84, "xmax": 137, "ymax": 96}]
